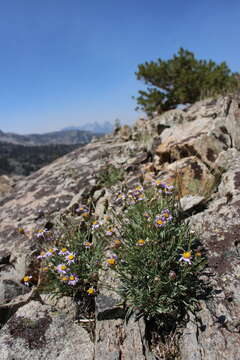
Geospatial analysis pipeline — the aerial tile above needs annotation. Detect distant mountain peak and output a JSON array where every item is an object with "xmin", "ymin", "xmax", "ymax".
[{"xmin": 62, "ymin": 121, "xmax": 114, "ymax": 134}]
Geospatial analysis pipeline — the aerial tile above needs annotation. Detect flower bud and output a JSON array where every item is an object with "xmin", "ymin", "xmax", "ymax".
[{"xmin": 169, "ymin": 271, "xmax": 177, "ymax": 280}]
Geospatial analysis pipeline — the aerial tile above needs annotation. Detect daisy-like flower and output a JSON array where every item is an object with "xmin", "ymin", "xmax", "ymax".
[
  {"xmin": 114, "ymin": 192, "xmax": 126, "ymax": 203},
  {"xmin": 37, "ymin": 251, "xmax": 46, "ymax": 259},
  {"xmin": 58, "ymin": 247, "xmax": 70, "ymax": 256},
  {"xmin": 137, "ymin": 193, "xmax": 145, "ymax": 201},
  {"xmin": 127, "ymin": 193, "xmax": 136, "ymax": 205},
  {"xmin": 45, "ymin": 248, "xmax": 57, "ymax": 257},
  {"xmin": 92, "ymin": 220, "xmax": 102, "ymax": 230},
  {"xmin": 134, "ymin": 184, "xmax": 144, "ymax": 193},
  {"xmin": 127, "ymin": 187, "xmax": 145, "ymax": 204},
  {"xmin": 105, "ymin": 227, "xmax": 115, "ymax": 236},
  {"xmin": 179, "ymin": 251, "xmax": 192, "ymax": 265},
  {"xmin": 83, "ymin": 241, "xmax": 93, "ymax": 249},
  {"xmin": 136, "ymin": 239, "xmax": 145, "ymax": 246},
  {"xmin": 56, "ymin": 264, "xmax": 68, "ymax": 274},
  {"xmin": 154, "ymin": 216, "xmax": 166, "ymax": 228},
  {"xmin": 159, "ymin": 183, "xmax": 174, "ymax": 195},
  {"xmin": 81, "ymin": 211, "xmax": 90, "ymax": 218},
  {"xmin": 113, "ymin": 239, "xmax": 122, "ymax": 248},
  {"xmin": 105, "ymin": 254, "xmax": 118, "ymax": 267},
  {"xmin": 68, "ymin": 274, "xmax": 79, "ymax": 286},
  {"xmin": 76, "ymin": 205, "xmax": 89, "ymax": 214},
  {"xmin": 23, "ymin": 275, "xmax": 32, "ymax": 286},
  {"xmin": 60, "ymin": 275, "xmax": 69, "ymax": 282},
  {"xmin": 36, "ymin": 228, "xmax": 48, "ymax": 238},
  {"xmin": 87, "ymin": 287, "xmax": 96, "ymax": 295},
  {"xmin": 152, "ymin": 179, "xmax": 162, "ymax": 187},
  {"xmin": 161, "ymin": 208, "xmax": 173, "ymax": 222},
  {"xmin": 65, "ymin": 253, "xmax": 76, "ymax": 264},
  {"xmin": 143, "ymin": 212, "xmax": 151, "ymax": 220}
]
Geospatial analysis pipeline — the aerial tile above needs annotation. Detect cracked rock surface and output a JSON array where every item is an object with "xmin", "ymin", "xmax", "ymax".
[{"xmin": 1, "ymin": 95, "xmax": 240, "ymax": 359}]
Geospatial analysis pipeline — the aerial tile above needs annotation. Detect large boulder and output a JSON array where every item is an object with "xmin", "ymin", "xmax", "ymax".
[
  {"xmin": 179, "ymin": 153, "xmax": 240, "ymax": 360},
  {"xmin": 0, "ymin": 300, "xmax": 94, "ymax": 360}
]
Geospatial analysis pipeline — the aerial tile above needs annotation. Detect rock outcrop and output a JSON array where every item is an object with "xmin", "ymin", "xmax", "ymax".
[{"xmin": 1, "ymin": 94, "xmax": 240, "ymax": 359}]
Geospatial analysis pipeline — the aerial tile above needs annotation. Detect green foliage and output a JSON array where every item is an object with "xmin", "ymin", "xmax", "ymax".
[
  {"xmin": 24, "ymin": 181, "xmax": 208, "ymax": 327},
  {"xmin": 97, "ymin": 164, "xmax": 125, "ymax": 187},
  {"xmin": 102, "ymin": 184, "xmax": 207, "ymax": 325},
  {"xmin": 134, "ymin": 48, "xmax": 238, "ymax": 116},
  {"xmin": 36, "ymin": 212, "xmax": 108, "ymax": 317}
]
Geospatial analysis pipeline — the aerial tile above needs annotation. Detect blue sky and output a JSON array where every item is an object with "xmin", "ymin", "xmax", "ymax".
[{"xmin": 0, "ymin": 0, "xmax": 239, "ymax": 134}]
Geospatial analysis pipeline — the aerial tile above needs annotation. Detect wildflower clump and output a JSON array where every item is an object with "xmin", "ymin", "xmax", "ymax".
[
  {"xmin": 32, "ymin": 207, "xmax": 109, "ymax": 317},
  {"xmin": 103, "ymin": 183, "xmax": 207, "ymax": 325}
]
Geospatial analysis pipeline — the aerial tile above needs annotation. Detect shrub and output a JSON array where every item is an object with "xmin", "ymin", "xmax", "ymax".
[{"xmin": 97, "ymin": 163, "xmax": 125, "ymax": 187}]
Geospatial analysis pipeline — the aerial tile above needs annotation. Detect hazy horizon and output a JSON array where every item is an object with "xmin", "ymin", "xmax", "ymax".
[{"xmin": 0, "ymin": 0, "xmax": 239, "ymax": 134}]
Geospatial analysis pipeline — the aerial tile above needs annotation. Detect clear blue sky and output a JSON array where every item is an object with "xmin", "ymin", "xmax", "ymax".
[{"xmin": 0, "ymin": 0, "xmax": 239, "ymax": 134}]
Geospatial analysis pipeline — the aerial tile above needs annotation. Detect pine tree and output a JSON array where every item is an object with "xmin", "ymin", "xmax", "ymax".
[{"xmin": 134, "ymin": 48, "xmax": 238, "ymax": 117}]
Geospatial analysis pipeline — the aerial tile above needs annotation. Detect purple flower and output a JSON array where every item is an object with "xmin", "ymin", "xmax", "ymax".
[
  {"xmin": 179, "ymin": 251, "xmax": 192, "ymax": 265},
  {"xmin": 114, "ymin": 192, "xmax": 126, "ymax": 204},
  {"xmin": 161, "ymin": 209, "xmax": 173, "ymax": 222},
  {"xmin": 75, "ymin": 205, "xmax": 89, "ymax": 214},
  {"xmin": 58, "ymin": 247, "xmax": 70, "ymax": 256},
  {"xmin": 68, "ymin": 274, "xmax": 79, "ymax": 286},
  {"xmin": 159, "ymin": 183, "xmax": 174, "ymax": 195},
  {"xmin": 92, "ymin": 220, "xmax": 103, "ymax": 230},
  {"xmin": 65, "ymin": 253, "xmax": 76, "ymax": 264},
  {"xmin": 56, "ymin": 264, "xmax": 68, "ymax": 274},
  {"xmin": 45, "ymin": 248, "xmax": 57, "ymax": 257},
  {"xmin": 154, "ymin": 215, "xmax": 166, "ymax": 228}
]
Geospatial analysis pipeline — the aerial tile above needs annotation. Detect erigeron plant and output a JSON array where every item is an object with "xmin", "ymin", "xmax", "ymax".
[
  {"xmin": 23, "ymin": 206, "xmax": 110, "ymax": 318},
  {"xmin": 99, "ymin": 181, "xmax": 207, "ymax": 326},
  {"xmin": 22, "ymin": 180, "xmax": 207, "ymax": 327}
]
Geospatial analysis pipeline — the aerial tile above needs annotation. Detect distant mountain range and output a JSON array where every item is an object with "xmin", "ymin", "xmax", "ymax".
[
  {"xmin": 62, "ymin": 121, "xmax": 114, "ymax": 134},
  {"xmin": 0, "ymin": 127, "xmax": 104, "ymax": 176},
  {"xmin": 0, "ymin": 128, "xmax": 102, "ymax": 146}
]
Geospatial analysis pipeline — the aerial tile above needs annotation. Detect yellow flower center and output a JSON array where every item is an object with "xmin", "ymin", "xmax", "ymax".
[
  {"xmin": 114, "ymin": 240, "xmax": 121, "ymax": 246},
  {"xmin": 137, "ymin": 239, "xmax": 145, "ymax": 246},
  {"xmin": 164, "ymin": 212, "xmax": 169, "ymax": 218},
  {"xmin": 68, "ymin": 255, "xmax": 74, "ymax": 260},
  {"xmin": 23, "ymin": 276, "xmax": 30, "ymax": 282},
  {"xmin": 157, "ymin": 219, "xmax": 163, "ymax": 225},
  {"xmin": 107, "ymin": 258, "xmax": 116, "ymax": 265},
  {"xmin": 87, "ymin": 288, "xmax": 95, "ymax": 295},
  {"xmin": 69, "ymin": 275, "xmax": 75, "ymax": 281},
  {"xmin": 62, "ymin": 277, "xmax": 68, "ymax": 281},
  {"xmin": 61, "ymin": 265, "xmax": 66, "ymax": 270},
  {"xmin": 183, "ymin": 251, "xmax": 191, "ymax": 259},
  {"xmin": 49, "ymin": 248, "xmax": 54, "ymax": 253},
  {"xmin": 195, "ymin": 251, "xmax": 201, "ymax": 257},
  {"xmin": 61, "ymin": 248, "xmax": 67, "ymax": 253},
  {"xmin": 84, "ymin": 242, "xmax": 92, "ymax": 247}
]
